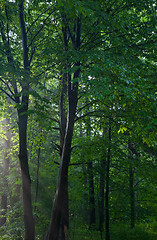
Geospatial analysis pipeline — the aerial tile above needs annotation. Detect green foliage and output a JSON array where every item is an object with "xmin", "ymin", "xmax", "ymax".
[
  {"xmin": 0, "ymin": 203, "xmax": 24, "ymax": 240},
  {"xmin": 68, "ymin": 223, "xmax": 157, "ymax": 240},
  {"xmin": 110, "ymin": 223, "xmax": 157, "ymax": 240},
  {"xmin": 0, "ymin": 0, "xmax": 156, "ymax": 239}
]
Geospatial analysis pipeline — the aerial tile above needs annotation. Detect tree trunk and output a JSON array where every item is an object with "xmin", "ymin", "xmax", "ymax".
[
  {"xmin": 18, "ymin": 110, "xmax": 35, "ymax": 240},
  {"xmin": 99, "ymin": 155, "xmax": 105, "ymax": 234},
  {"xmin": 18, "ymin": 2, "xmax": 35, "ymax": 239},
  {"xmin": 88, "ymin": 161, "xmax": 96, "ymax": 229},
  {"xmin": 47, "ymin": 62, "xmax": 79, "ymax": 240},
  {"xmin": 0, "ymin": 2, "xmax": 35, "ymax": 238},
  {"xmin": 35, "ymin": 147, "xmax": 41, "ymax": 206},
  {"xmin": 47, "ymin": 91, "xmax": 77, "ymax": 240},
  {"xmin": 86, "ymin": 104, "xmax": 96, "ymax": 229},
  {"xmin": 46, "ymin": 13, "xmax": 81, "ymax": 240},
  {"xmin": 99, "ymin": 129, "xmax": 106, "ymax": 234},
  {"xmin": 129, "ymin": 165, "xmax": 135, "ymax": 228},
  {"xmin": 105, "ymin": 124, "xmax": 111, "ymax": 240},
  {"xmin": 59, "ymin": 72, "xmax": 67, "ymax": 157},
  {"xmin": 80, "ymin": 122, "xmax": 88, "ymax": 223},
  {"xmin": 128, "ymin": 141, "xmax": 135, "ymax": 229}
]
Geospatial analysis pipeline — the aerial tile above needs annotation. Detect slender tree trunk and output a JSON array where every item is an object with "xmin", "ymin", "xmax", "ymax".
[
  {"xmin": 129, "ymin": 165, "xmax": 135, "ymax": 228},
  {"xmin": 86, "ymin": 104, "xmax": 96, "ymax": 229},
  {"xmin": 99, "ymin": 129, "xmax": 106, "ymax": 235},
  {"xmin": 18, "ymin": 111, "xmax": 35, "ymax": 240},
  {"xmin": 105, "ymin": 123, "xmax": 111, "ymax": 240},
  {"xmin": 59, "ymin": 72, "xmax": 67, "ymax": 157},
  {"xmin": 99, "ymin": 155, "xmax": 105, "ymax": 234},
  {"xmin": 82, "ymin": 165, "xmax": 88, "ymax": 223},
  {"xmin": 0, "ymin": 118, "xmax": 11, "ymax": 226},
  {"xmin": 0, "ymin": 2, "xmax": 35, "ymax": 238},
  {"xmin": 47, "ymin": 91, "xmax": 78, "ymax": 240},
  {"xmin": 35, "ymin": 147, "xmax": 41, "ymax": 205},
  {"xmin": 88, "ymin": 161, "xmax": 96, "ymax": 229},
  {"xmin": 46, "ymin": 13, "xmax": 81, "ymax": 240},
  {"xmin": 47, "ymin": 63, "xmax": 80, "ymax": 240},
  {"xmin": 128, "ymin": 141, "xmax": 135, "ymax": 229},
  {"xmin": 80, "ymin": 122, "xmax": 88, "ymax": 223},
  {"xmin": 18, "ymin": 2, "xmax": 35, "ymax": 239}
]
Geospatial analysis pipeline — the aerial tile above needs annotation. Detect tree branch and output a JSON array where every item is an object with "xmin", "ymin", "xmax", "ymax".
[
  {"xmin": 34, "ymin": 63, "xmax": 58, "ymax": 78},
  {"xmin": 0, "ymin": 87, "xmax": 15, "ymax": 102},
  {"xmin": 76, "ymin": 100, "xmax": 97, "ymax": 114},
  {"xmin": 49, "ymin": 117, "xmax": 59, "ymax": 124},
  {"xmin": 19, "ymin": 1, "xmax": 29, "ymax": 69},
  {"xmin": 27, "ymin": 3, "xmax": 56, "ymax": 33},
  {"xmin": 28, "ymin": 10, "xmax": 58, "ymax": 48},
  {"xmin": 0, "ymin": 77, "xmax": 15, "ymax": 96},
  {"xmin": 54, "ymin": 161, "xmax": 88, "ymax": 166},
  {"xmin": 75, "ymin": 110, "xmax": 105, "ymax": 122}
]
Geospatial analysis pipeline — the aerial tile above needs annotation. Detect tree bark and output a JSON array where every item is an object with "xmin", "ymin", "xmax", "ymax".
[
  {"xmin": 86, "ymin": 104, "xmax": 96, "ymax": 229},
  {"xmin": 18, "ymin": 2, "xmax": 35, "ymax": 239},
  {"xmin": 59, "ymin": 72, "xmax": 67, "ymax": 157},
  {"xmin": 46, "ymin": 12, "xmax": 81, "ymax": 240},
  {"xmin": 88, "ymin": 161, "xmax": 96, "ymax": 229},
  {"xmin": 35, "ymin": 146, "xmax": 41, "ymax": 206},
  {"xmin": 47, "ymin": 86, "xmax": 78, "ymax": 240},
  {"xmin": 47, "ymin": 63, "xmax": 80, "ymax": 240},
  {"xmin": 128, "ymin": 141, "xmax": 135, "ymax": 229},
  {"xmin": 99, "ymin": 155, "xmax": 105, "ymax": 234},
  {"xmin": 0, "ymin": 2, "xmax": 34, "ymax": 238},
  {"xmin": 99, "ymin": 128, "xmax": 107, "ymax": 234},
  {"xmin": 105, "ymin": 123, "xmax": 111, "ymax": 240},
  {"xmin": 18, "ymin": 109, "xmax": 35, "ymax": 240},
  {"xmin": 80, "ymin": 122, "xmax": 88, "ymax": 223}
]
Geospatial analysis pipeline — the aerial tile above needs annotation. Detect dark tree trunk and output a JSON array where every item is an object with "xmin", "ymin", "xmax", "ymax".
[
  {"xmin": 105, "ymin": 124, "xmax": 111, "ymax": 240},
  {"xmin": 47, "ymin": 88, "xmax": 78, "ymax": 240},
  {"xmin": 0, "ymin": 119, "xmax": 11, "ymax": 226},
  {"xmin": 99, "ymin": 155, "xmax": 105, "ymax": 233},
  {"xmin": 59, "ymin": 72, "xmax": 67, "ymax": 157},
  {"xmin": 88, "ymin": 161, "xmax": 96, "ymax": 229},
  {"xmin": 129, "ymin": 165, "xmax": 135, "ymax": 228},
  {"xmin": 0, "ymin": 2, "xmax": 35, "ymax": 238},
  {"xmin": 18, "ymin": 110, "xmax": 35, "ymax": 240},
  {"xmin": 86, "ymin": 104, "xmax": 96, "ymax": 229},
  {"xmin": 18, "ymin": 2, "xmax": 35, "ymax": 239},
  {"xmin": 46, "ymin": 13, "xmax": 81, "ymax": 240},
  {"xmin": 80, "ymin": 122, "xmax": 88, "ymax": 223},
  {"xmin": 99, "ymin": 129, "xmax": 106, "ymax": 234},
  {"xmin": 47, "ymin": 64, "xmax": 80, "ymax": 240},
  {"xmin": 35, "ymin": 147, "xmax": 41, "ymax": 205},
  {"xmin": 128, "ymin": 141, "xmax": 135, "ymax": 229}
]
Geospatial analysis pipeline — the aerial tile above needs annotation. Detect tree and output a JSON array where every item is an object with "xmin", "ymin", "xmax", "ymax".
[
  {"xmin": 0, "ymin": 0, "xmax": 156, "ymax": 239},
  {"xmin": 0, "ymin": 1, "xmax": 54, "ymax": 238},
  {"xmin": 46, "ymin": 0, "xmax": 156, "ymax": 238}
]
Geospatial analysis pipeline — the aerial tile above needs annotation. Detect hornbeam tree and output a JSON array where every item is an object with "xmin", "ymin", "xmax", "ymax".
[
  {"xmin": 45, "ymin": 0, "xmax": 156, "ymax": 239},
  {"xmin": 0, "ymin": 1, "xmax": 35, "ymax": 238},
  {"xmin": 0, "ymin": 0, "xmax": 156, "ymax": 239},
  {"xmin": 46, "ymin": 10, "xmax": 81, "ymax": 240},
  {"xmin": 0, "ymin": 1, "xmax": 56, "ymax": 239}
]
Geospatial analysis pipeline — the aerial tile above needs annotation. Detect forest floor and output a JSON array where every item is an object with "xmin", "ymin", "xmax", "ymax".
[{"xmin": 69, "ymin": 222, "xmax": 157, "ymax": 240}]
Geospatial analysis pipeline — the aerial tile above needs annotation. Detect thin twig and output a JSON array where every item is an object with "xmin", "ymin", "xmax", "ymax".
[
  {"xmin": 0, "ymin": 87, "xmax": 15, "ymax": 102},
  {"xmin": 27, "ymin": 3, "xmax": 56, "ymax": 33}
]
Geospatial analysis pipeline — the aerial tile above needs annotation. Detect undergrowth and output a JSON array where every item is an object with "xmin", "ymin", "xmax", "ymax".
[{"xmin": 69, "ymin": 222, "xmax": 157, "ymax": 240}]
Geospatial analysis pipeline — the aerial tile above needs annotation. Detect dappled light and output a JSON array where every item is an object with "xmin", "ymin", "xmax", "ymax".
[{"xmin": 0, "ymin": 0, "xmax": 156, "ymax": 240}]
